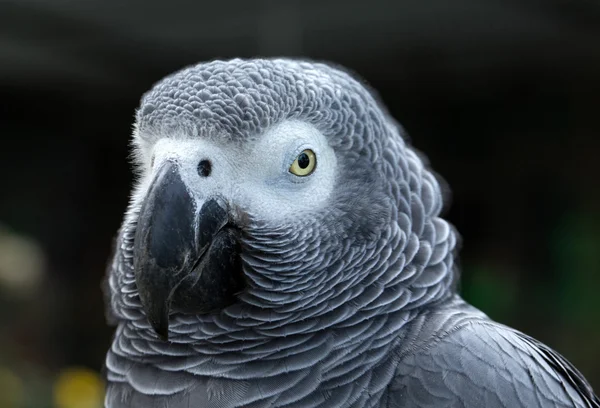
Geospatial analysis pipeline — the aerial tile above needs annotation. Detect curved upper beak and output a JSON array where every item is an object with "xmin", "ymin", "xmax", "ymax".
[{"xmin": 133, "ymin": 161, "xmax": 243, "ymax": 340}]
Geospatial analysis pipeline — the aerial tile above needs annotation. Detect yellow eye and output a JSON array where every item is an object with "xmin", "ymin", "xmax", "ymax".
[{"xmin": 289, "ymin": 149, "xmax": 317, "ymax": 177}]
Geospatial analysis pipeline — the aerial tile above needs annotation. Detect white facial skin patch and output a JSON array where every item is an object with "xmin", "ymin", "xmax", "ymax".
[{"xmin": 134, "ymin": 120, "xmax": 338, "ymax": 225}]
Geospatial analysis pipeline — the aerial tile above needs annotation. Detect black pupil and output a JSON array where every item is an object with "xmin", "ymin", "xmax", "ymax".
[{"xmin": 297, "ymin": 152, "xmax": 310, "ymax": 169}]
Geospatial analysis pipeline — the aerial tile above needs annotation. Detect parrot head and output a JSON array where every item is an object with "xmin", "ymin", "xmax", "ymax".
[{"xmin": 110, "ymin": 59, "xmax": 456, "ymax": 341}]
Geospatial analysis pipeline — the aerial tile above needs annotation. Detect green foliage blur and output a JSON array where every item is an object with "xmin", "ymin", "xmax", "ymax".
[{"xmin": 462, "ymin": 210, "xmax": 600, "ymax": 384}]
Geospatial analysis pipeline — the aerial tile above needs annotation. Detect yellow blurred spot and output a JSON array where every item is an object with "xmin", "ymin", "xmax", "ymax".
[
  {"xmin": 54, "ymin": 367, "xmax": 104, "ymax": 408},
  {"xmin": 0, "ymin": 367, "xmax": 24, "ymax": 408}
]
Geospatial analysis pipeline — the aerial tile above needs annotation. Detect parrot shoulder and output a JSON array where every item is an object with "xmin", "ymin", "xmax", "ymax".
[{"xmin": 385, "ymin": 304, "xmax": 599, "ymax": 407}]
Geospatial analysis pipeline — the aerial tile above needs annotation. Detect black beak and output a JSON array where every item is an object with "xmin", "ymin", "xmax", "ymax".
[{"xmin": 133, "ymin": 161, "xmax": 244, "ymax": 340}]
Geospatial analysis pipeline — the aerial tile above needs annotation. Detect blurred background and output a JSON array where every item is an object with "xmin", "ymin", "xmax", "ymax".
[{"xmin": 0, "ymin": 0, "xmax": 599, "ymax": 406}]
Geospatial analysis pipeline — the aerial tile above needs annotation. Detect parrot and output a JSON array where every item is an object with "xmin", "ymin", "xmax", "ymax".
[{"xmin": 103, "ymin": 58, "xmax": 599, "ymax": 407}]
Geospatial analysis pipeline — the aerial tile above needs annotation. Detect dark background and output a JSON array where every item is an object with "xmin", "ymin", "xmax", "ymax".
[{"xmin": 0, "ymin": 0, "xmax": 599, "ymax": 406}]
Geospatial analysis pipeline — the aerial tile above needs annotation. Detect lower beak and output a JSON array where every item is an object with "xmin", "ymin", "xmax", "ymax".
[{"xmin": 133, "ymin": 161, "xmax": 244, "ymax": 340}]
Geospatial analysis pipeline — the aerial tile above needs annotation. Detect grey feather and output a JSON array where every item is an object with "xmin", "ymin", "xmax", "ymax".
[
  {"xmin": 104, "ymin": 58, "xmax": 598, "ymax": 407},
  {"xmin": 389, "ymin": 298, "xmax": 599, "ymax": 407}
]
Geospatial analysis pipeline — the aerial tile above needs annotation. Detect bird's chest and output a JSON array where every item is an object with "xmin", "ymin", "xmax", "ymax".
[
  {"xmin": 106, "ymin": 333, "xmax": 401, "ymax": 408},
  {"xmin": 225, "ymin": 337, "xmax": 401, "ymax": 407},
  {"xmin": 188, "ymin": 355, "xmax": 397, "ymax": 408}
]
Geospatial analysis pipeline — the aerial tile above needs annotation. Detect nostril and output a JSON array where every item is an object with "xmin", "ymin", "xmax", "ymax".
[{"xmin": 197, "ymin": 159, "xmax": 212, "ymax": 177}]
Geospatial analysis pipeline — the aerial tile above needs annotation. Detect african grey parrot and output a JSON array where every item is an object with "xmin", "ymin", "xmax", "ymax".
[{"xmin": 103, "ymin": 58, "xmax": 599, "ymax": 407}]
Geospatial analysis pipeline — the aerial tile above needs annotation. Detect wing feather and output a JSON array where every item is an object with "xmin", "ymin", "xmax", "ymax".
[{"xmin": 388, "ymin": 318, "xmax": 599, "ymax": 408}]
